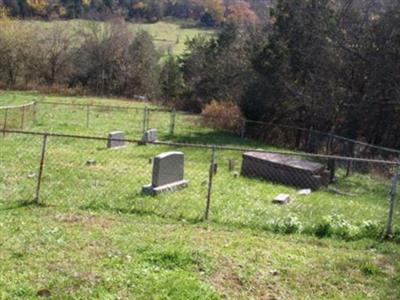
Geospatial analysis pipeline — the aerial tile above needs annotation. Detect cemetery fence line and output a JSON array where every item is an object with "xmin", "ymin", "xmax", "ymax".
[{"xmin": 1, "ymin": 128, "xmax": 399, "ymax": 240}]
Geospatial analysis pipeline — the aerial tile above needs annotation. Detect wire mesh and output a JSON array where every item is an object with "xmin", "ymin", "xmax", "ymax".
[
  {"xmin": 40, "ymin": 135, "xmax": 210, "ymax": 222},
  {"xmin": 0, "ymin": 102, "xmax": 35, "ymax": 131},
  {"xmin": 1, "ymin": 130, "xmax": 399, "ymax": 240},
  {"xmin": 0, "ymin": 133, "xmax": 43, "ymax": 208},
  {"xmin": 211, "ymin": 149, "xmax": 399, "ymax": 239}
]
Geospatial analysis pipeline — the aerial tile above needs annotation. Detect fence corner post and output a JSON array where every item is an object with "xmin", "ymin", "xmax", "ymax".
[
  {"xmin": 35, "ymin": 134, "xmax": 49, "ymax": 205},
  {"xmin": 204, "ymin": 145, "xmax": 217, "ymax": 220},
  {"xmin": 384, "ymin": 166, "xmax": 399, "ymax": 240}
]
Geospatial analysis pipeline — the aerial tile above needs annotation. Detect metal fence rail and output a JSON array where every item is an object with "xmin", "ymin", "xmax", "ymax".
[
  {"xmin": 1, "ymin": 129, "xmax": 399, "ymax": 241},
  {"xmin": 2, "ymin": 100, "xmax": 398, "ymax": 163}
]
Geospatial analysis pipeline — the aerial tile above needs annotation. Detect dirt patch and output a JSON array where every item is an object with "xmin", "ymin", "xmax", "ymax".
[
  {"xmin": 209, "ymin": 256, "xmax": 279, "ymax": 299},
  {"xmin": 53, "ymin": 213, "xmax": 115, "ymax": 230}
]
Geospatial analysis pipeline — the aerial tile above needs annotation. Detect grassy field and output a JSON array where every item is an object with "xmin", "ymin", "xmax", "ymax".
[
  {"xmin": 27, "ymin": 19, "xmax": 214, "ymax": 55},
  {"xmin": 1, "ymin": 90, "xmax": 400, "ymax": 299}
]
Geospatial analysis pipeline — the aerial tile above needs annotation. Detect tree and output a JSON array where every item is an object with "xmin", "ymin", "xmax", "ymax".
[
  {"xmin": 0, "ymin": 14, "xmax": 34, "ymax": 86},
  {"xmin": 35, "ymin": 24, "xmax": 73, "ymax": 85},
  {"xmin": 120, "ymin": 30, "xmax": 160, "ymax": 99},
  {"xmin": 182, "ymin": 22, "xmax": 259, "ymax": 110},
  {"xmin": 160, "ymin": 53, "xmax": 185, "ymax": 103},
  {"xmin": 70, "ymin": 19, "xmax": 131, "ymax": 94},
  {"xmin": 200, "ymin": 0, "xmax": 225, "ymax": 27},
  {"xmin": 226, "ymin": 1, "xmax": 258, "ymax": 25}
]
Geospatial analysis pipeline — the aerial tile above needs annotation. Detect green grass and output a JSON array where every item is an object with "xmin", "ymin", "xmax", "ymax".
[
  {"xmin": 26, "ymin": 19, "xmax": 214, "ymax": 55},
  {"xmin": 0, "ymin": 206, "xmax": 399, "ymax": 299},
  {"xmin": 1, "ymin": 90, "xmax": 400, "ymax": 298},
  {"xmin": 0, "ymin": 90, "xmax": 399, "ymax": 241}
]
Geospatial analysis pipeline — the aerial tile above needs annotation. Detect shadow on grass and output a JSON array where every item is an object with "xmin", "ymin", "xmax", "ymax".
[
  {"xmin": 0, "ymin": 198, "xmax": 47, "ymax": 211},
  {"xmin": 79, "ymin": 198, "xmax": 205, "ymax": 225}
]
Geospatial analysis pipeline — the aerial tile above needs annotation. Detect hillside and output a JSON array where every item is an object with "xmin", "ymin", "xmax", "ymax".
[
  {"xmin": 27, "ymin": 19, "xmax": 214, "ymax": 55},
  {"xmin": 1, "ymin": 91, "xmax": 400, "ymax": 299}
]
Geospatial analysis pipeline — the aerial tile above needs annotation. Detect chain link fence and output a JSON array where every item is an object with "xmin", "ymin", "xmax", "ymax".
[
  {"xmin": 241, "ymin": 120, "xmax": 400, "ymax": 161},
  {"xmin": 0, "ymin": 102, "xmax": 36, "ymax": 132},
  {"xmin": 2, "ymin": 100, "xmax": 398, "ymax": 164},
  {"xmin": 1, "ymin": 129, "xmax": 399, "ymax": 241}
]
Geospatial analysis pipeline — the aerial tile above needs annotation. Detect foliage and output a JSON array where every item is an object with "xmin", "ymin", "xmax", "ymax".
[
  {"xmin": 181, "ymin": 0, "xmax": 400, "ymax": 149},
  {"xmin": 201, "ymin": 100, "xmax": 243, "ymax": 133},
  {"xmin": 160, "ymin": 53, "xmax": 185, "ymax": 103},
  {"xmin": 1, "ymin": 0, "xmax": 265, "ymax": 26}
]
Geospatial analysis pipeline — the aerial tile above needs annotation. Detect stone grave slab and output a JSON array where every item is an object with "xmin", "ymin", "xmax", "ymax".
[
  {"xmin": 142, "ymin": 151, "xmax": 188, "ymax": 195},
  {"xmin": 241, "ymin": 152, "xmax": 329, "ymax": 190}
]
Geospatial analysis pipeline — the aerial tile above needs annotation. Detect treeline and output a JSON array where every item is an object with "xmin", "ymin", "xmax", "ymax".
[
  {"xmin": 0, "ymin": 14, "xmax": 161, "ymax": 98},
  {"xmin": 1, "ymin": 0, "xmax": 399, "ymax": 150},
  {"xmin": 179, "ymin": 0, "xmax": 400, "ymax": 149},
  {"xmin": 0, "ymin": 0, "xmax": 270, "ymax": 26}
]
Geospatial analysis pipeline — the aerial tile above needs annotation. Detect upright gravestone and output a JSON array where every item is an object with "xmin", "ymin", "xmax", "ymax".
[
  {"xmin": 107, "ymin": 131, "xmax": 125, "ymax": 149},
  {"xmin": 141, "ymin": 129, "xmax": 158, "ymax": 144},
  {"xmin": 142, "ymin": 151, "xmax": 188, "ymax": 195}
]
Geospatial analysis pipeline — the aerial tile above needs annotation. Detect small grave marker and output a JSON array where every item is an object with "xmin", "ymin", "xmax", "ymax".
[
  {"xmin": 297, "ymin": 189, "xmax": 311, "ymax": 195},
  {"xmin": 107, "ymin": 131, "xmax": 125, "ymax": 149},
  {"xmin": 86, "ymin": 159, "xmax": 97, "ymax": 166},
  {"xmin": 141, "ymin": 129, "xmax": 158, "ymax": 144},
  {"xmin": 272, "ymin": 193, "xmax": 291, "ymax": 204}
]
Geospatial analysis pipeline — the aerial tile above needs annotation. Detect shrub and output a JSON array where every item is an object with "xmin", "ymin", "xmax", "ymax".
[
  {"xmin": 201, "ymin": 100, "xmax": 243, "ymax": 133},
  {"xmin": 315, "ymin": 215, "xmax": 359, "ymax": 240}
]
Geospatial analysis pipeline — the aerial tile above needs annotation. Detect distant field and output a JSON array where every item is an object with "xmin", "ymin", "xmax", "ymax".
[{"xmin": 27, "ymin": 19, "xmax": 215, "ymax": 55}]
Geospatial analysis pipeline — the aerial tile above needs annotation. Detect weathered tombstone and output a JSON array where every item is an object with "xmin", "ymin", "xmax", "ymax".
[
  {"xmin": 86, "ymin": 159, "xmax": 97, "ymax": 166},
  {"xmin": 272, "ymin": 193, "xmax": 291, "ymax": 204},
  {"xmin": 142, "ymin": 151, "xmax": 188, "ymax": 195},
  {"xmin": 107, "ymin": 131, "xmax": 125, "ymax": 149},
  {"xmin": 141, "ymin": 129, "xmax": 158, "ymax": 144}
]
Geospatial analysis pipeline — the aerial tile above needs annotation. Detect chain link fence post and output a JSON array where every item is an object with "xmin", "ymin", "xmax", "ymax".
[
  {"xmin": 143, "ymin": 106, "xmax": 148, "ymax": 133},
  {"xmin": 384, "ymin": 166, "xmax": 399, "ymax": 239},
  {"xmin": 204, "ymin": 145, "xmax": 216, "ymax": 220},
  {"xmin": 2, "ymin": 108, "xmax": 8, "ymax": 137},
  {"xmin": 21, "ymin": 105, "xmax": 25, "ymax": 129},
  {"xmin": 170, "ymin": 108, "xmax": 176, "ymax": 135},
  {"xmin": 86, "ymin": 104, "xmax": 90, "ymax": 128},
  {"xmin": 346, "ymin": 142, "xmax": 354, "ymax": 177},
  {"xmin": 33, "ymin": 101, "xmax": 37, "ymax": 124},
  {"xmin": 240, "ymin": 120, "xmax": 246, "ymax": 139},
  {"xmin": 35, "ymin": 134, "xmax": 49, "ymax": 205}
]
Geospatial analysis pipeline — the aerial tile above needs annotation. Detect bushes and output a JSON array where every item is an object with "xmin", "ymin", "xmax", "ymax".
[
  {"xmin": 201, "ymin": 100, "xmax": 243, "ymax": 133},
  {"xmin": 0, "ymin": 17, "xmax": 161, "ymax": 99}
]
